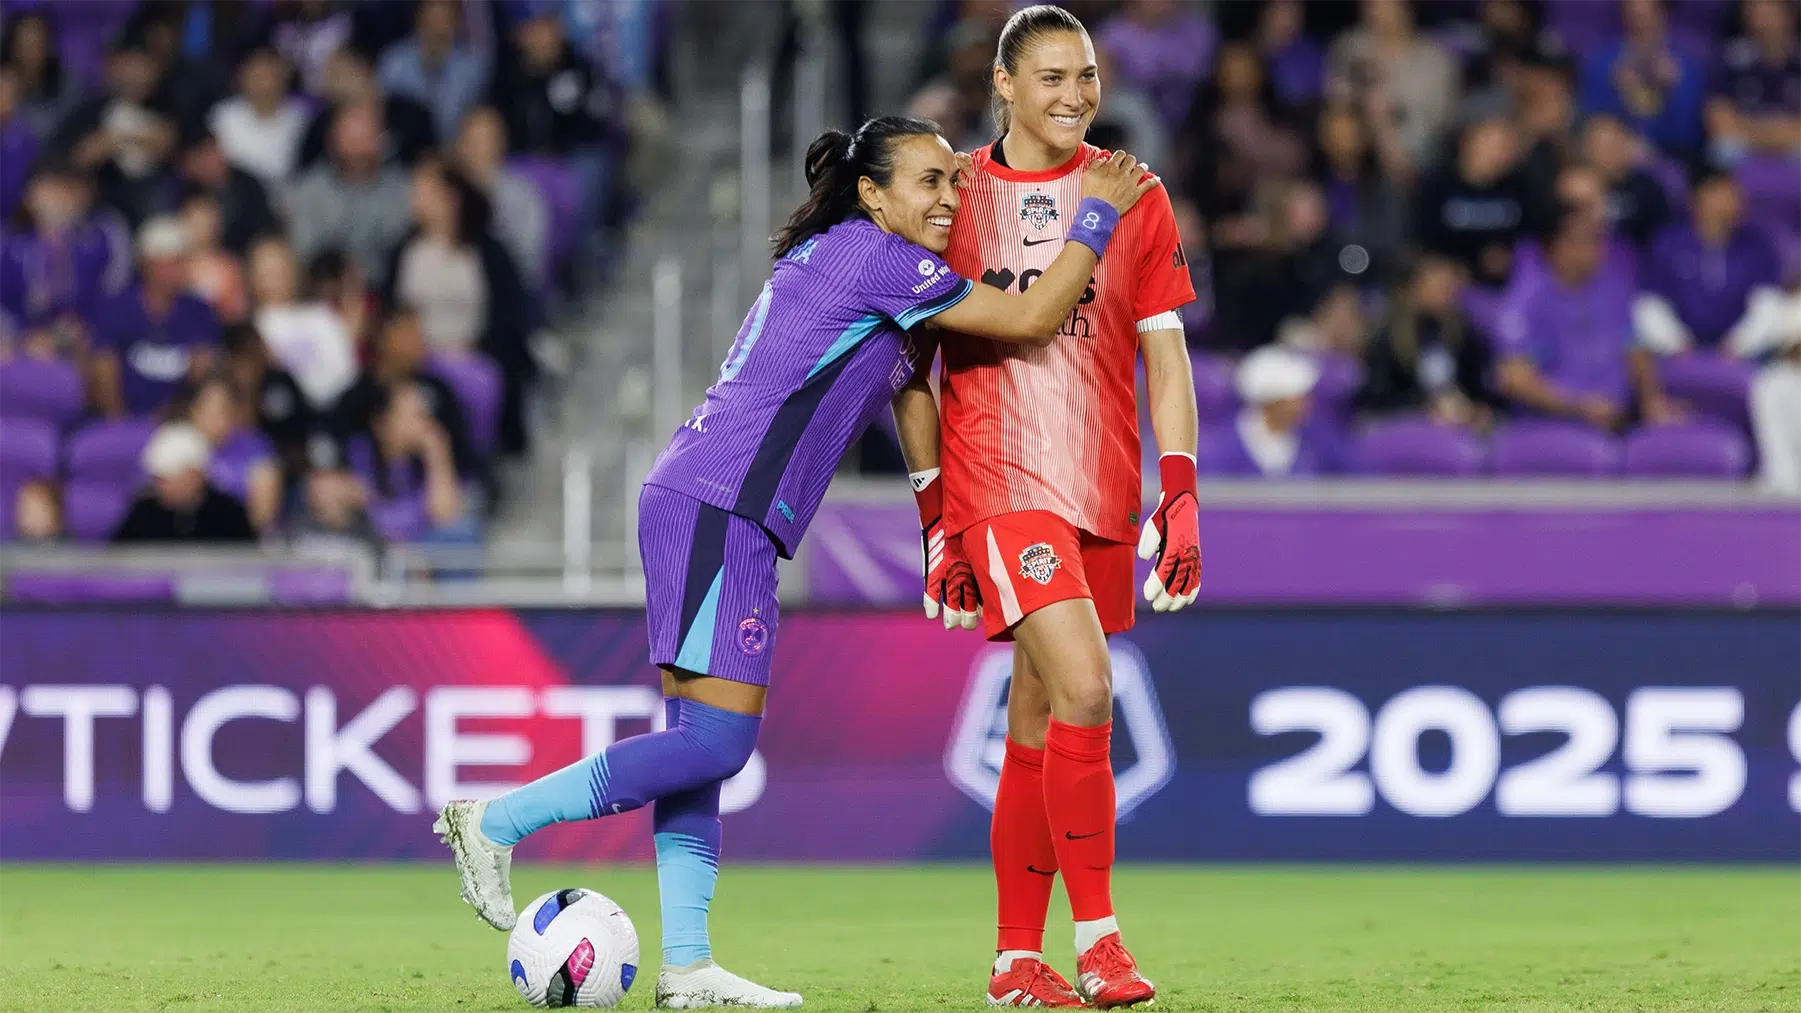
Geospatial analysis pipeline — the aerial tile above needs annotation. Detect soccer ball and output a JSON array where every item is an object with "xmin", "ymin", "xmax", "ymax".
[{"xmin": 507, "ymin": 888, "xmax": 640, "ymax": 1008}]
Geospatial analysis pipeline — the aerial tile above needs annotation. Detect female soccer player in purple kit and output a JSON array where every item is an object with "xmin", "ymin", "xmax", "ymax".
[{"xmin": 436, "ymin": 116, "xmax": 1157, "ymax": 1008}]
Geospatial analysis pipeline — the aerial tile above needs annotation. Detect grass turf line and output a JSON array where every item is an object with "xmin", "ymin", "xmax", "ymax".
[{"xmin": 0, "ymin": 865, "xmax": 1795, "ymax": 1012}]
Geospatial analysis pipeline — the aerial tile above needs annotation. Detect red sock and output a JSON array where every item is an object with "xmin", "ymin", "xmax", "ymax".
[
  {"xmin": 992, "ymin": 737, "xmax": 1058, "ymax": 952},
  {"xmin": 1043, "ymin": 718, "xmax": 1115, "ymax": 923}
]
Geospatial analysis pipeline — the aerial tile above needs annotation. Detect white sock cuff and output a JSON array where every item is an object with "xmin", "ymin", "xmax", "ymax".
[
  {"xmin": 995, "ymin": 950, "xmax": 1041, "ymax": 975},
  {"xmin": 1074, "ymin": 915, "xmax": 1120, "ymax": 954}
]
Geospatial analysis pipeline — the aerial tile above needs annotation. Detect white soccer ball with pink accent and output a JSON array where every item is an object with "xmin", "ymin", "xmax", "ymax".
[{"xmin": 506, "ymin": 888, "xmax": 639, "ymax": 1008}]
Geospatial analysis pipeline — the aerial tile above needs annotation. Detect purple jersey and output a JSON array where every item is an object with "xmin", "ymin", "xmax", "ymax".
[
  {"xmin": 645, "ymin": 217, "xmax": 973, "ymax": 557},
  {"xmin": 0, "ymin": 219, "xmax": 129, "ymax": 327},
  {"xmin": 86, "ymin": 286, "xmax": 221, "ymax": 417}
]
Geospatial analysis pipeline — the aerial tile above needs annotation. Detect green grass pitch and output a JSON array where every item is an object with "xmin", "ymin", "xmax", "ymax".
[{"xmin": 1, "ymin": 864, "xmax": 1796, "ymax": 1012}]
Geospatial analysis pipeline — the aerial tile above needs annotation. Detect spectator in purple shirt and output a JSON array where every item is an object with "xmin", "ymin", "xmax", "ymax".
[
  {"xmin": 1, "ymin": 11, "xmax": 80, "ymax": 141},
  {"xmin": 0, "ymin": 67, "xmax": 38, "ymax": 219},
  {"xmin": 1635, "ymin": 168, "xmax": 1782, "ymax": 353},
  {"xmin": 0, "ymin": 162, "xmax": 131, "ymax": 349},
  {"xmin": 1705, "ymin": 0, "xmax": 1801, "ymax": 165},
  {"xmin": 1097, "ymin": 0, "xmax": 1217, "ymax": 134},
  {"xmin": 85, "ymin": 216, "xmax": 221, "ymax": 418},
  {"xmin": 1255, "ymin": 0, "xmax": 1324, "ymax": 112},
  {"xmin": 185, "ymin": 372, "xmax": 281, "ymax": 531},
  {"xmin": 334, "ymin": 381, "xmax": 470, "ymax": 545},
  {"xmin": 1496, "ymin": 212, "xmax": 1677, "ymax": 430},
  {"xmin": 1201, "ymin": 344, "xmax": 1349, "ymax": 477},
  {"xmin": 1578, "ymin": 0, "xmax": 1707, "ymax": 156}
]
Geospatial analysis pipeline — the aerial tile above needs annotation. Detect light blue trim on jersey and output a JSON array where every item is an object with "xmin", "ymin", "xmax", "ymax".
[
  {"xmin": 719, "ymin": 282, "xmax": 774, "ymax": 382},
  {"xmin": 895, "ymin": 277, "xmax": 975, "ymax": 331},
  {"xmin": 806, "ymin": 313, "xmax": 886, "ymax": 381},
  {"xmin": 674, "ymin": 567, "xmax": 724, "ymax": 673},
  {"xmin": 654, "ymin": 830, "xmax": 719, "ymax": 967}
]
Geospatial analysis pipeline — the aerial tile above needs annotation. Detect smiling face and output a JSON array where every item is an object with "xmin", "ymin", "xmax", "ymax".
[
  {"xmin": 859, "ymin": 133, "xmax": 962, "ymax": 254},
  {"xmin": 995, "ymin": 29, "xmax": 1099, "ymax": 160}
]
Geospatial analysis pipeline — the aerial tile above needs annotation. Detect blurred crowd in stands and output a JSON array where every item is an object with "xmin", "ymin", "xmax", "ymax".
[
  {"xmin": 906, "ymin": 0, "xmax": 1801, "ymax": 492},
  {"xmin": 0, "ymin": 0, "xmax": 661, "ymax": 548}
]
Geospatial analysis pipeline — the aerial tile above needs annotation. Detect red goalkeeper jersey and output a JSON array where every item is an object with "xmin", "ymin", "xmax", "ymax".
[{"xmin": 938, "ymin": 142, "xmax": 1194, "ymax": 544}]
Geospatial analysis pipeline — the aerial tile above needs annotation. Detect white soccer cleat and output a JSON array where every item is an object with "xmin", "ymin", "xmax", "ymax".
[
  {"xmin": 656, "ymin": 959, "xmax": 803, "ymax": 1008},
  {"xmin": 433, "ymin": 799, "xmax": 517, "ymax": 931}
]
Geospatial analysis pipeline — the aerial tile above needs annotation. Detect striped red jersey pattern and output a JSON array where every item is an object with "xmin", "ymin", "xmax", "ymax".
[{"xmin": 937, "ymin": 142, "xmax": 1194, "ymax": 544}]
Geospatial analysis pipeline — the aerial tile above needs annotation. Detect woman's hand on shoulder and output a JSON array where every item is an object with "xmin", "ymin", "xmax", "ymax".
[{"xmin": 1082, "ymin": 149, "xmax": 1160, "ymax": 216}]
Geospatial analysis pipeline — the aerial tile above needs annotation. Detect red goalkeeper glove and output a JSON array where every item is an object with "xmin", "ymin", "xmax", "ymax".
[
  {"xmin": 914, "ymin": 468, "xmax": 980, "ymax": 631},
  {"xmin": 1136, "ymin": 452, "xmax": 1202, "ymax": 612}
]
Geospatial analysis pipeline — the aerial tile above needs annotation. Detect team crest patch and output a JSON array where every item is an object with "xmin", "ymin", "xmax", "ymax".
[
  {"xmin": 1020, "ymin": 192, "xmax": 1059, "ymax": 232},
  {"xmin": 738, "ymin": 615, "xmax": 769, "ymax": 654},
  {"xmin": 1018, "ymin": 543, "xmax": 1062, "ymax": 585}
]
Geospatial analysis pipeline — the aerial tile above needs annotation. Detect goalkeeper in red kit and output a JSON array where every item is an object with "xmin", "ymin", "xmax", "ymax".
[{"xmin": 892, "ymin": 6, "xmax": 1202, "ymax": 1009}]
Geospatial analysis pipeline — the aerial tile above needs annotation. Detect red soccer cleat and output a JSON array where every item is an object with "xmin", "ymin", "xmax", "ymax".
[
  {"xmin": 987, "ymin": 957, "xmax": 1089, "ymax": 1007},
  {"xmin": 1074, "ymin": 933, "xmax": 1156, "ymax": 1009}
]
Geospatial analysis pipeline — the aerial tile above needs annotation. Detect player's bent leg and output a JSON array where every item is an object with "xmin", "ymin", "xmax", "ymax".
[
  {"xmin": 433, "ymin": 799, "xmax": 517, "ymax": 931},
  {"xmin": 436, "ymin": 672, "xmax": 760, "ymax": 930}
]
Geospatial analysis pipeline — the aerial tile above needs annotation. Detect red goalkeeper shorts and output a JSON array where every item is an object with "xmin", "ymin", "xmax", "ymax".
[{"xmin": 956, "ymin": 510, "xmax": 1135, "ymax": 641}]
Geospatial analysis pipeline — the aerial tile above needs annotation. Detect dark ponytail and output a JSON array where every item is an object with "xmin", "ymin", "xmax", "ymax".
[
  {"xmin": 992, "ymin": 4, "xmax": 1089, "ymax": 133},
  {"xmin": 771, "ymin": 116, "xmax": 943, "ymax": 259}
]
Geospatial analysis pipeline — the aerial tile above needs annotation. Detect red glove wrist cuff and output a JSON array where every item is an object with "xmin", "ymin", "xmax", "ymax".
[
  {"xmin": 913, "ymin": 473, "xmax": 943, "ymax": 526},
  {"xmin": 1158, "ymin": 452, "xmax": 1197, "ymax": 495}
]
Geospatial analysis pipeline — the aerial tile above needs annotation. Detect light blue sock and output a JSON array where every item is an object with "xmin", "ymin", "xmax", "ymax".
[
  {"xmin": 653, "ymin": 705, "xmax": 722, "ymax": 968},
  {"xmin": 479, "ymin": 696, "xmax": 759, "ymax": 848}
]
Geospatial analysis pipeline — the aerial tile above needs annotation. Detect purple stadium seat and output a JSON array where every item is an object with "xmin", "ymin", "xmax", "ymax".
[
  {"xmin": 1354, "ymin": 417, "xmax": 1484, "ymax": 476},
  {"xmin": 65, "ymin": 419, "xmax": 155, "ymax": 485},
  {"xmin": 0, "ymin": 417, "xmax": 59, "ymax": 490},
  {"xmin": 0, "ymin": 358, "xmax": 85, "ymax": 428},
  {"xmin": 62, "ymin": 479, "xmax": 134, "ymax": 542},
  {"xmin": 1191, "ymin": 354, "xmax": 1237, "ymax": 423},
  {"xmin": 1491, "ymin": 420, "xmax": 1621, "ymax": 476},
  {"xmin": 1658, "ymin": 354, "xmax": 1753, "ymax": 427},
  {"xmin": 1623, "ymin": 422, "xmax": 1751, "ymax": 478},
  {"xmin": 1736, "ymin": 155, "xmax": 1801, "ymax": 231},
  {"xmin": 428, "ymin": 353, "xmax": 503, "ymax": 457},
  {"xmin": 509, "ymin": 156, "xmax": 582, "ymax": 270}
]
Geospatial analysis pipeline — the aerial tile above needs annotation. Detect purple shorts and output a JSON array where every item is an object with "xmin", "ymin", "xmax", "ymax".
[{"xmin": 639, "ymin": 484, "xmax": 780, "ymax": 686}]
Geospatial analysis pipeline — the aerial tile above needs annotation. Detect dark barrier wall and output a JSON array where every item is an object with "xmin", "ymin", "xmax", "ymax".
[{"xmin": 1, "ymin": 609, "xmax": 1796, "ymax": 861}]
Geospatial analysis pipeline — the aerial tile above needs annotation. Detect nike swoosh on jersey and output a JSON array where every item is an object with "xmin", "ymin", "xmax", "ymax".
[{"xmin": 1022, "ymin": 237, "xmax": 1058, "ymax": 247}]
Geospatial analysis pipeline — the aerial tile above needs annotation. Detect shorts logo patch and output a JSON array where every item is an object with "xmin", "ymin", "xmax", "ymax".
[
  {"xmin": 1017, "ymin": 542, "xmax": 1062, "ymax": 585},
  {"xmin": 1020, "ymin": 192, "xmax": 1059, "ymax": 233},
  {"xmin": 738, "ymin": 615, "xmax": 769, "ymax": 655}
]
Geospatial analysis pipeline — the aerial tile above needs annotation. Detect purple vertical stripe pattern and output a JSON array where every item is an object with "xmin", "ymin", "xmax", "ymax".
[{"xmin": 638, "ymin": 485, "xmax": 782, "ymax": 686}]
